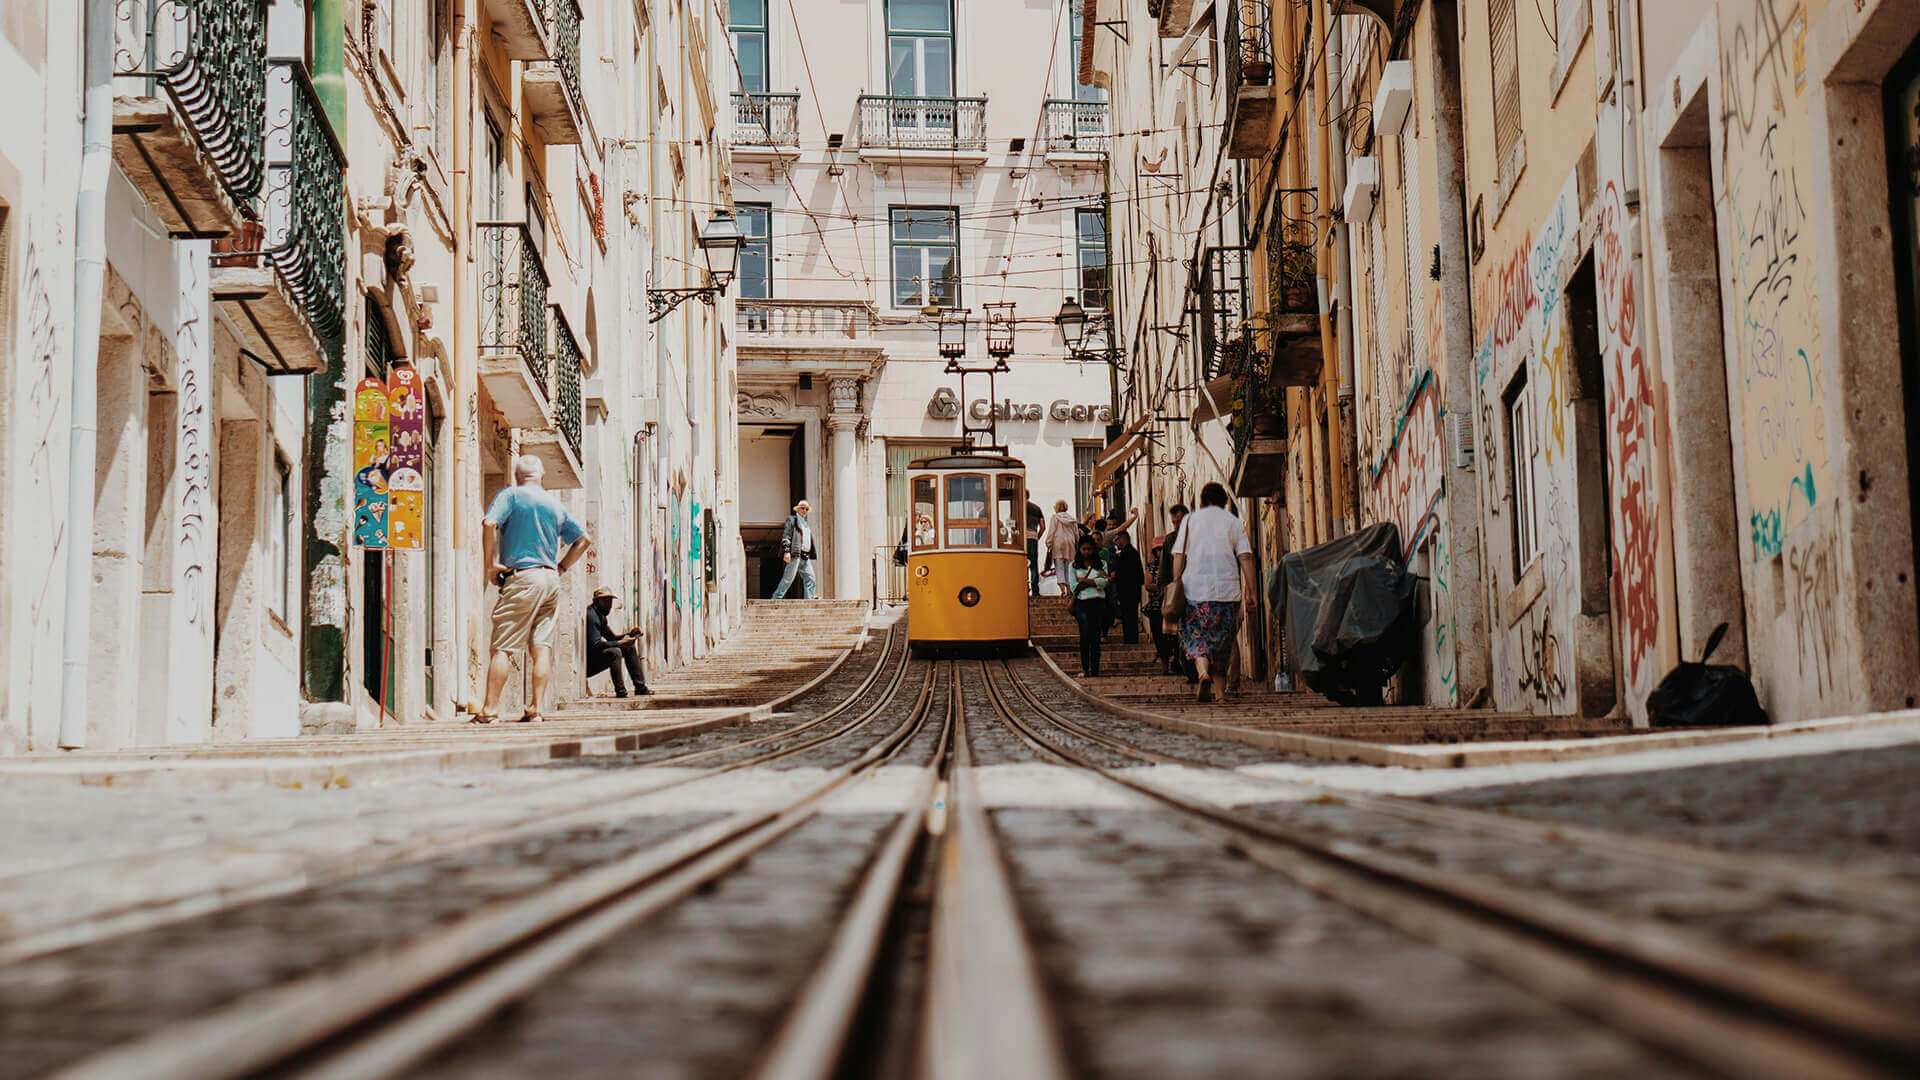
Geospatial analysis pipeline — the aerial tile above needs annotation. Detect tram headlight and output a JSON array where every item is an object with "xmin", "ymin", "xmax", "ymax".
[{"xmin": 957, "ymin": 586, "xmax": 981, "ymax": 607}]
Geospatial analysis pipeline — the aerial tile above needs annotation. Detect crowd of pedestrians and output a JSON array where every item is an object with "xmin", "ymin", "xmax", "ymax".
[{"xmin": 1035, "ymin": 483, "xmax": 1255, "ymax": 703}]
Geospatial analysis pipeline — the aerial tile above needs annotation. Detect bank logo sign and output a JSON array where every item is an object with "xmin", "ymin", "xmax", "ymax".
[{"xmin": 926, "ymin": 388, "xmax": 1112, "ymax": 424}]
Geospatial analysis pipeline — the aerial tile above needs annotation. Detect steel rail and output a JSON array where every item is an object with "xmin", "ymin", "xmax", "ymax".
[
  {"xmin": 920, "ymin": 664, "xmax": 1074, "ymax": 1080},
  {"xmin": 0, "ymin": 625, "xmax": 913, "ymax": 968},
  {"xmin": 50, "ymin": 658, "xmax": 939, "ymax": 1080},
  {"xmin": 1015, "ymin": 650, "xmax": 1920, "ymax": 921},
  {"xmin": 752, "ymin": 664, "xmax": 957, "ymax": 1080},
  {"xmin": 979, "ymin": 661, "xmax": 1920, "ymax": 1080}
]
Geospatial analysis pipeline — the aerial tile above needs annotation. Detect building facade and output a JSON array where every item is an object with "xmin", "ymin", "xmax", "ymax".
[
  {"xmin": 1104, "ymin": 0, "xmax": 1920, "ymax": 724},
  {"xmin": 728, "ymin": 0, "xmax": 1118, "ymax": 600},
  {"xmin": 0, "ymin": 0, "xmax": 742, "ymax": 753}
]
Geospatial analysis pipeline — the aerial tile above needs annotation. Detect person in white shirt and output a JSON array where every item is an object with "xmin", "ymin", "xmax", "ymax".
[{"xmin": 1169, "ymin": 482, "xmax": 1257, "ymax": 703}]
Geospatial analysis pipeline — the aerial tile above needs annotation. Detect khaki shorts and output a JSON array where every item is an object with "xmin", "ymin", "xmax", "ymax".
[{"xmin": 490, "ymin": 568, "xmax": 562, "ymax": 653}]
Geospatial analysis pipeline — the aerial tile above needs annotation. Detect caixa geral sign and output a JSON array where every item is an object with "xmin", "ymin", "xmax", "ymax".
[{"xmin": 927, "ymin": 387, "xmax": 1112, "ymax": 424}]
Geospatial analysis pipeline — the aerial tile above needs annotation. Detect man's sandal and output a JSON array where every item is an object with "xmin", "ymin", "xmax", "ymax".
[
  {"xmin": 519, "ymin": 709, "xmax": 546, "ymax": 723},
  {"xmin": 468, "ymin": 712, "xmax": 498, "ymax": 725}
]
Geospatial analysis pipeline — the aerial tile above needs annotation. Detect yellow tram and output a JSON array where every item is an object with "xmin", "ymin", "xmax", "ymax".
[{"xmin": 904, "ymin": 453, "xmax": 1032, "ymax": 655}]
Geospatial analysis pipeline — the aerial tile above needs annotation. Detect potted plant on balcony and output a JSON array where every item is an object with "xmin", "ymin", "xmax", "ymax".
[{"xmin": 1272, "ymin": 222, "xmax": 1317, "ymax": 314}]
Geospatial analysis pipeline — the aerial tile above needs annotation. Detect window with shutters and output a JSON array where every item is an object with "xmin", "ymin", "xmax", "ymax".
[
  {"xmin": 1489, "ymin": 0, "xmax": 1525, "ymax": 209},
  {"xmin": 1551, "ymin": 0, "xmax": 1591, "ymax": 97}
]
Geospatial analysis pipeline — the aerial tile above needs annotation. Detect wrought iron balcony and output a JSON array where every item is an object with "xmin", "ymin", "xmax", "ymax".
[
  {"xmin": 477, "ymin": 223, "xmax": 555, "ymax": 429},
  {"xmin": 732, "ymin": 92, "xmax": 801, "ymax": 147},
  {"xmin": 1197, "ymin": 245, "xmax": 1250, "ymax": 383},
  {"xmin": 262, "ymin": 62, "xmax": 346, "ymax": 362},
  {"xmin": 111, "ymin": 0, "xmax": 269, "ymax": 236},
  {"xmin": 550, "ymin": 305, "xmax": 584, "ymax": 460},
  {"xmin": 517, "ymin": 305, "xmax": 585, "ymax": 489},
  {"xmin": 1042, "ymin": 99, "xmax": 1109, "ymax": 155},
  {"xmin": 524, "ymin": 0, "xmax": 585, "ymax": 143},
  {"xmin": 1224, "ymin": 0, "xmax": 1277, "ymax": 159},
  {"xmin": 1263, "ymin": 187, "xmax": 1324, "ymax": 386},
  {"xmin": 209, "ymin": 61, "xmax": 344, "ymax": 373},
  {"xmin": 857, "ymin": 95, "xmax": 989, "ymax": 152}
]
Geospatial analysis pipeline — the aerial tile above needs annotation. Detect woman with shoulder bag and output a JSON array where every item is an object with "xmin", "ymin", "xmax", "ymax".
[{"xmin": 1067, "ymin": 536, "xmax": 1112, "ymax": 677}]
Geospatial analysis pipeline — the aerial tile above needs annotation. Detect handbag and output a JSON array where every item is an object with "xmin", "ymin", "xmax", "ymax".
[{"xmin": 1161, "ymin": 578, "xmax": 1187, "ymax": 622}]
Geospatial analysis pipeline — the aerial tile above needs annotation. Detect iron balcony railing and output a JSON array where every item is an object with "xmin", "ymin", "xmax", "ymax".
[
  {"xmin": 261, "ymin": 61, "xmax": 346, "ymax": 360},
  {"xmin": 732, "ymin": 92, "xmax": 801, "ymax": 146},
  {"xmin": 1197, "ymin": 245, "xmax": 1250, "ymax": 382},
  {"xmin": 550, "ymin": 305, "xmax": 584, "ymax": 459},
  {"xmin": 1042, "ymin": 99, "xmax": 1109, "ymax": 154},
  {"xmin": 857, "ymin": 94, "xmax": 989, "ymax": 151},
  {"xmin": 113, "ymin": 0, "xmax": 270, "ymax": 205},
  {"xmin": 478, "ymin": 223, "xmax": 552, "ymax": 394},
  {"xmin": 1265, "ymin": 187, "xmax": 1320, "ymax": 317},
  {"xmin": 1224, "ymin": 0, "xmax": 1274, "ymax": 101},
  {"xmin": 547, "ymin": 0, "xmax": 583, "ymax": 116}
]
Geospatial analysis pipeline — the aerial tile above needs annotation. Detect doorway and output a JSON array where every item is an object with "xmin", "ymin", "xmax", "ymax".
[
  {"xmin": 1887, "ymin": 37, "xmax": 1920, "ymax": 641},
  {"xmin": 741, "ymin": 424, "xmax": 806, "ymax": 598},
  {"xmin": 1654, "ymin": 84, "xmax": 1747, "ymax": 667}
]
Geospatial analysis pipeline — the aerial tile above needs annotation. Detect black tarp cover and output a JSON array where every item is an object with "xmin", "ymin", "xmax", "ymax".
[{"xmin": 1271, "ymin": 523, "xmax": 1420, "ymax": 705}]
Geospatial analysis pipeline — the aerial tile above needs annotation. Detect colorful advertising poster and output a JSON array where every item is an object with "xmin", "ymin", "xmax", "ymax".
[
  {"xmin": 353, "ymin": 368, "xmax": 428, "ymax": 550},
  {"xmin": 386, "ymin": 365, "xmax": 425, "ymax": 549}
]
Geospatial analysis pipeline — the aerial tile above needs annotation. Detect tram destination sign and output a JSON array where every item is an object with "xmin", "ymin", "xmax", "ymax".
[{"xmin": 927, "ymin": 387, "xmax": 1112, "ymax": 424}]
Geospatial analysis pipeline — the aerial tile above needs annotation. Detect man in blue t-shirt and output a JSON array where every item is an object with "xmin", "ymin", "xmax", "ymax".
[{"xmin": 475, "ymin": 455, "xmax": 592, "ymax": 723}]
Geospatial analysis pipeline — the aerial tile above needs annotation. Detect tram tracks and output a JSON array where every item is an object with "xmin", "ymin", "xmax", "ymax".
[
  {"xmin": 0, "ymin": 624, "xmax": 909, "ymax": 966},
  {"xmin": 979, "ymin": 658, "xmax": 1920, "ymax": 1079},
  {"xmin": 21, "ymin": 647, "xmax": 933, "ymax": 1080}
]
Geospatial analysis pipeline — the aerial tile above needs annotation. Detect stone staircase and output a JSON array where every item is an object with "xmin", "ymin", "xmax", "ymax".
[
  {"xmin": 1029, "ymin": 595, "xmax": 1631, "ymax": 744},
  {"xmin": 552, "ymin": 599, "xmax": 870, "ymax": 718}
]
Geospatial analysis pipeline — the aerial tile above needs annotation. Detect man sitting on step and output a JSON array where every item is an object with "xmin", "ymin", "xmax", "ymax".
[{"xmin": 586, "ymin": 586, "xmax": 651, "ymax": 697}]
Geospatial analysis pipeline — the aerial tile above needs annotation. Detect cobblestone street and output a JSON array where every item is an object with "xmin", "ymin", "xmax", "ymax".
[{"xmin": 4, "ymin": 605, "xmax": 1917, "ymax": 1077}]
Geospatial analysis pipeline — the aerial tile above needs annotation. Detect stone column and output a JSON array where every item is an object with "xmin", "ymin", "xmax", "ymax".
[{"xmin": 828, "ymin": 378, "xmax": 862, "ymax": 601}]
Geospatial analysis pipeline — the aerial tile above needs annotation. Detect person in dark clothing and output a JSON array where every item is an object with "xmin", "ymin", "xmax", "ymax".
[
  {"xmin": 1144, "ymin": 537, "xmax": 1173, "ymax": 670},
  {"xmin": 1163, "ymin": 503, "xmax": 1198, "ymax": 684},
  {"xmin": 1106, "ymin": 529, "xmax": 1145, "ymax": 644},
  {"xmin": 1067, "ymin": 536, "xmax": 1112, "ymax": 677},
  {"xmin": 586, "ymin": 587, "xmax": 650, "ymax": 697},
  {"xmin": 1025, "ymin": 500, "xmax": 1045, "ymax": 595}
]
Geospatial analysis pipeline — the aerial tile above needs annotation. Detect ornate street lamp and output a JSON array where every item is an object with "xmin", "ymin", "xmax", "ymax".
[
  {"xmin": 1054, "ymin": 295, "xmax": 1088, "ymax": 353},
  {"xmin": 983, "ymin": 301, "xmax": 1016, "ymax": 360},
  {"xmin": 647, "ymin": 210, "xmax": 745, "ymax": 322},
  {"xmin": 937, "ymin": 307, "xmax": 970, "ymax": 359}
]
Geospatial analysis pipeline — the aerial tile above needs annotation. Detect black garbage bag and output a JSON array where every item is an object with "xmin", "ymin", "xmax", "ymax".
[
  {"xmin": 1275, "ymin": 523, "xmax": 1419, "ymax": 706},
  {"xmin": 1647, "ymin": 622, "xmax": 1768, "ymax": 728}
]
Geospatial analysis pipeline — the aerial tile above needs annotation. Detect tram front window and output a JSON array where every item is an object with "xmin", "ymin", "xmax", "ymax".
[
  {"xmin": 996, "ymin": 474, "xmax": 1024, "ymax": 549},
  {"xmin": 911, "ymin": 476, "xmax": 938, "ymax": 549},
  {"xmin": 945, "ymin": 474, "xmax": 990, "ymax": 547}
]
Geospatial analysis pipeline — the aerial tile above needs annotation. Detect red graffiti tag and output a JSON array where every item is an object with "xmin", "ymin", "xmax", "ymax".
[{"xmin": 1600, "ymin": 195, "xmax": 1658, "ymax": 683}]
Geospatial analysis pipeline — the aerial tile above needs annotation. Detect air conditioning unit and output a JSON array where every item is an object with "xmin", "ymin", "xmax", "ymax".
[{"xmin": 1446, "ymin": 408, "xmax": 1474, "ymax": 472}]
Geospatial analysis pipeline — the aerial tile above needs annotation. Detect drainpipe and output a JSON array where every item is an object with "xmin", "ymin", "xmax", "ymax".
[
  {"xmin": 450, "ymin": 0, "xmax": 473, "ymax": 710},
  {"xmin": 59, "ymin": 0, "xmax": 115, "ymax": 749},
  {"xmin": 1313, "ymin": 0, "xmax": 1359, "ymax": 534}
]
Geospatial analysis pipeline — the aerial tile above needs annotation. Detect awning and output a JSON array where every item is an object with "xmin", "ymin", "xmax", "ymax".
[
  {"xmin": 1190, "ymin": 373, "xmax": 1238, "ymax": 425},
  {"xmin": 1091, "ymin": 413, "xmax": 1155, "ymax": 494}
]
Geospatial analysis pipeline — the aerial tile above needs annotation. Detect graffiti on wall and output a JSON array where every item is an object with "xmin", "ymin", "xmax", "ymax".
[
  {"xmin": 1721, "ymin": 2, "xmax": 1826, "ymax": 559},
  {"xmin": 1515, "ymin": 603, "xmax": 1568, "ymax": 706},
  {"xmin": 1785, "ymin": 502, "xmax": 1840, "ymax": 700},
  {"xmin": 1367, "ymin": 370, "xmax": 1445, "ymax": 557},
  {"xmin": 1596, "ymin": 182, "xmax": 1661, "ymax": 691},
  {"xmin": 176, "ymin": 249, "xmax": 212, "ymax": 632},
  {"xmin": 21, "ymin": 233, "xmax": 66, "ymax": 736}
]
